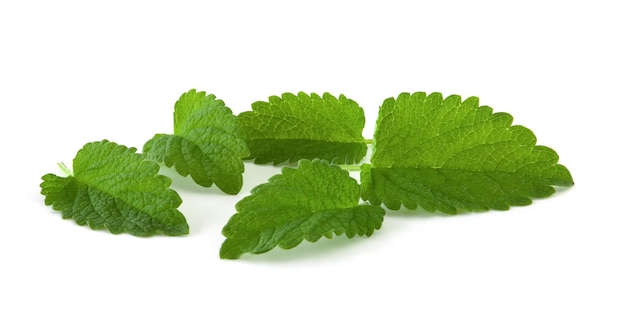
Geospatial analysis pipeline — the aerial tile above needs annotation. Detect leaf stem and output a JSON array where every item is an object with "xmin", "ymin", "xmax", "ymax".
[
  {"xmin": 57, "ymin": 162, "xmax": 73, "ymax": 176},
  {"xmin": 338, "ymin": 164, "xmax": 362, "ymax": 171},
  {"xmin": 364, "ymin": 139, "xmax": 373, "ymax": 144}
]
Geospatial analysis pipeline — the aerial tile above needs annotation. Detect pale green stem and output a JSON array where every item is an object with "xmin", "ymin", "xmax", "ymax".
[
  {"xmin": 364, "ymin": 139, "xmax": 373, "ymax": 144},
  {"xmin": 57, "ymin": 162, "xmax": 73, "ymax": 176},
  {"xmin": 339, "ymin": 164, "xmax": 363, "ymax": 171}
]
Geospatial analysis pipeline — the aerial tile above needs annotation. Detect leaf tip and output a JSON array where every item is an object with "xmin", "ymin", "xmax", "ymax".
[{"xmin": 219, "ymin": 240, "xmax": 243, "ymax": 260}]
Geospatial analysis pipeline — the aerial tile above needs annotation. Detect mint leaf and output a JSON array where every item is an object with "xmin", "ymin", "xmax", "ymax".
[
  {"xmin": 143, "ymin": 89, "xmax": 249, "ymax": 195},
  {"xmin": 238, "ymin": 92, "xmax": 368, "ymax": 165},
  {"xmin": 40, "ymin": 140, "xmax": 189, "ymax": 236},
  {"xmin": 361, "ymin": 92, "xmax": 574, "ymax": 214},
  {"xmin": 220, "ymin": 159, "xmax": 385, "ymax": 259}
]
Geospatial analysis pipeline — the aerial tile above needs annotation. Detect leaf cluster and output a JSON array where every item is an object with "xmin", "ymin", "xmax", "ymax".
[{"xmin": 40, "ymin": 89, "xmax": 573, "ymax": 259}]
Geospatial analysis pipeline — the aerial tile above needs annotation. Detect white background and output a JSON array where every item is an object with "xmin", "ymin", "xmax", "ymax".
[{"xmin": 1, "ymin": 1, "xmax": 624, "ymax": 327}]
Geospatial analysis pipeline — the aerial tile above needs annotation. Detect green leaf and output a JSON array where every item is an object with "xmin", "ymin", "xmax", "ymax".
[
  {"xmin": 362, "ymin": 92, "xmax": 574, "ymax": 214},
  {"xmin": 40, "ymin": 140, "xmax": 189, "ymax": 236},
  {"xmin": 143, "ymin": 89, "xmax": 249, "ymax": 195},
  {"xmin": 238, "ymin": 92, "xmax": 368, "ymax": 165},
  {"xmin": 220, "ymin": 159, "xmax": 385, "ymax": 259}
]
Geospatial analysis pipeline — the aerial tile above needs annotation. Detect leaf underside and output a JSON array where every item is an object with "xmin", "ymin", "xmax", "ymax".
[
  {"xmin": 40, "ymin": 140, "xmax": 188, "ymax": 236},
  {"xmin": 238, "ymin": 92, "xmax": 367, "ymax": 165},
  {"xmin": 362, "ymin": 92, "xmax": 574, "ymax": 214},
  {"xmin": 220, "ymin": 159, "xmax": 385, "ymax": 259},
  {"xmin": 143, "ymin": 89, "xmax": 249, "ymax": 194}
]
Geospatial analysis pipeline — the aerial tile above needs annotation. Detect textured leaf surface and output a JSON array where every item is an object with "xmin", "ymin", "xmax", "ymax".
[
  {"xmin": 40, "ymin": 140, "xmax": 188, "ymax": 236},
  {"xmin": 220, "ymin": 159, "xmax": 385, "ymax": 259},
  {"xmin": 238, "ymin": 92, "xmax": 367, "ymax": 165},
  {"xmin": 362, "ymin": 92, "xmax": 574, "ymax": 213},
  {"xmin": 143, "ymin": 90, "xmax": 249, "ymax": 194}
]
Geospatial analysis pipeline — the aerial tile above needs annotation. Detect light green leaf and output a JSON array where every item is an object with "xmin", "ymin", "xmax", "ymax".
[
  {"xmin": 238, "ymin": 92, "xmax": 368, "ymax": 165},
  {"xmin": 40, "ymin": 140, "xmax": 188, "ymax": 236},
  {"xmin": 143, "ymin": 89, "xmax": 249, "ymax": 195},
  {"xmin": 220, "ymin": 159, "xmax": 385, "ymax": 259},
  {"xmin": 362, "ymin": 92, "xmax": 574, "ymax": 214}
]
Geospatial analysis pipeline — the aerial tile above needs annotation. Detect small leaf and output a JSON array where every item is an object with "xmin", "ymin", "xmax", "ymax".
[
  {"xmin": 362, "ymin": 92, "xmax": 574, "ymax": 213},
  {"xmin": 220, "ymin": 159, "xmax": 385, "ymax": 259},
  {"xmin": 143, "ymin": 89, "xmax": 249, "ymax": 194},
  {"xmin": 40, "ymin": 140, "xmax": 189, "ymax": 236},
  {"xmin": 238, "ymin": 92, "xmax": 368, "ymax": 165}
]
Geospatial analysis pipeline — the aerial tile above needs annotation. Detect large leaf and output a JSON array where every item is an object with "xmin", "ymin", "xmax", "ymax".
[
  {"xmin": 143, "ymin": 89, "xmax": 249, "ymax": 194},
  {"xmin": 40, "ymin": 140, "xmax": 188, "ymax": 236},
  {"xmin": 361, "ymin": 92, "xmax": 574, "ymax": 214},
  {"xmin": 238, "ymin": 92, "xmax": 368, "ymax": 165},
  {"xmin": 220, "ymin": 159, "xmax": 385, "ymax": 259}
]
